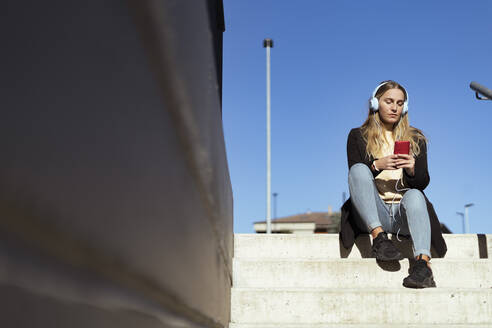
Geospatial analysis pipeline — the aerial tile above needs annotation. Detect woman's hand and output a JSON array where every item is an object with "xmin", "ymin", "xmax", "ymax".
[
  {"xmin": 374, "ymin": 155, "xmax": 399, "ymax": 170},
  {"xmin": 395, "ymin": 153, "xmax": 415, "ymax": 176}
]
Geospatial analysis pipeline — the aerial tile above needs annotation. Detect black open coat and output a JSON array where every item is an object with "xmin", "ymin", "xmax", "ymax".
[{"xmin": 339, "ymin": 128, "xmax": 447, "ymax": 257}]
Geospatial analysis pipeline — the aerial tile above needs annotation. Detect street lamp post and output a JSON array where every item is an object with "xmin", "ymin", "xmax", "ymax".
[
  {"xmin": 464, "ymin": 203, "xmax": 474, "ymax": 234},
  {"xmin": 263, "ymin": 38, "xmax": 273, "ymax": 234}
]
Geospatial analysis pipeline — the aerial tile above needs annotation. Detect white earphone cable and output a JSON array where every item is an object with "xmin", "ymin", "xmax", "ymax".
[{"xmin": 389, "ymin": 172, "xmax": 410, "ymax": 242}]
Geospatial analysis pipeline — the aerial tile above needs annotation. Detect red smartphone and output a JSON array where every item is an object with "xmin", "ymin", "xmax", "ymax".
[{"xmin": 394, "ymin": 141, "xmax": 410, "ymax": 155}]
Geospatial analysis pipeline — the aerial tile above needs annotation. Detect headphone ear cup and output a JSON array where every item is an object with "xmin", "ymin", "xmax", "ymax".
[
  {"xmin": 403, "ymin": 102, "xmax": 408, "ymax": 114},
  {"xmin": 370, "ymin": 97, "xmax": 379, "ymax": 111}
]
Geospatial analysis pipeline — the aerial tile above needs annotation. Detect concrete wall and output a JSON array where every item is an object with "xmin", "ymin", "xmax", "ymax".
[{"xmin": 0, "ymin": 1, "xmax": 232, "ymax": 327}]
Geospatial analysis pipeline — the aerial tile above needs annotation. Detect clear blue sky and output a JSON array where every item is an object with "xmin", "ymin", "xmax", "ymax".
[{"xmin": 221, "ymin": 1, "xmax": 492, "ymax": 234}]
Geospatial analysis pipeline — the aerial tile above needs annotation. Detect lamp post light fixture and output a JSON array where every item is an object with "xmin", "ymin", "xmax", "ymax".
[{"xmin": 470, "ymin": 81, "xmax": 492, "ymax": 100}]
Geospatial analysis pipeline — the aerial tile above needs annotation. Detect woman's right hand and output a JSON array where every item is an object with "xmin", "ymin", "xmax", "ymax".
[{"xmin": 375, "ymin": 154, "xmax": 399, "ymax": 171}]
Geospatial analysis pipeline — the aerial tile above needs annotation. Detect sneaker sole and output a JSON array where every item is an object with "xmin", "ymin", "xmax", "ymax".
[
  {"xmin": 373, "ymin": 250, "xmax": 403, "ymax": 261},
  {"xmin": 402, "ymin": 276, "xmax": 436, "ymax": 289}
]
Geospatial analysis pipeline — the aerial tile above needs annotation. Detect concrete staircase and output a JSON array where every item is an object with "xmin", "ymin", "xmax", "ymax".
[{"xmin": 230, "ymin": 234, "xmax": 492, "ymax": 327}]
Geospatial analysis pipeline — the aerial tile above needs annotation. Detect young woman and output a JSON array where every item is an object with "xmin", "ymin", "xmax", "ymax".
[{"xmin": 339, "ymin": 80, "xmax": 447, "ymax": 289}]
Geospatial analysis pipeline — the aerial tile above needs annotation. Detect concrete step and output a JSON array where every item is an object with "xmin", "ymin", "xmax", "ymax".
[
  {"xmin": 233, "ymin": 258, "xmax": 492, "ymax": 289},
  {"xmin": 234, "ymin": 233, "xmax": 491, "ymax": 259},
  {"xmin": 229, "ymin": 324, "xmax": 492, "ymax": 328},
  {"xmin": 231, "ymin": 287, "xmax": 492, "ymax": 325}
]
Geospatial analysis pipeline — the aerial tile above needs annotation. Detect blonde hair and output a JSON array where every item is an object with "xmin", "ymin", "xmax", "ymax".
[{"xmin": 360, "ymin": 80, "xmax": 427, "ymax": 158}]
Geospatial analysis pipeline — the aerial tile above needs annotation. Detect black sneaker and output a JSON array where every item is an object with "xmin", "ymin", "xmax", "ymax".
[
  {"xmin": 372, "ymin": 232, "xmax": 402, "ymax": 261},
  {"xmin": 403, "ymin": 259, "xmax": 436, "ymax": 288}
]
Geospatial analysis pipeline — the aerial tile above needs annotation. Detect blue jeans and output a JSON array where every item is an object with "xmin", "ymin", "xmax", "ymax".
[{"xmin": 348, "ymin": 163, "xmax": 431, "ymax": 258}]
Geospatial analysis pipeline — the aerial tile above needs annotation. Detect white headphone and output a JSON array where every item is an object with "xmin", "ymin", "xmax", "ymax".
[{"xmin": 369, "ymin": 81, "xmax": 409, "ymax": 115}]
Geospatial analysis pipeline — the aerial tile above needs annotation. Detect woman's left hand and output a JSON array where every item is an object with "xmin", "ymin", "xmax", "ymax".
[{"xmin": 395, "ymin": 153, "xmax": 415, "ymax": 176}]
